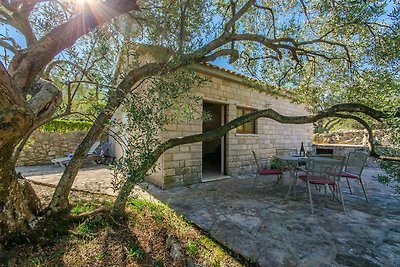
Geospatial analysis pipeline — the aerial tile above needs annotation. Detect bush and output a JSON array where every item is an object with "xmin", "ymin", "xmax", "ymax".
[
  {"xmin": 375, "ymin": 146, "xmax": 400, "ymax": 193},
  {"xmin": 39, "ymin": 119, "xmax": 93, "ymax": 132}
]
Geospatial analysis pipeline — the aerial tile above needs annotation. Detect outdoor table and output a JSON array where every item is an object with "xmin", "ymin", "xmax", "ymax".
[{"xmin": 276, "ymin": 155, "xmax": 341, "ymax": 199}]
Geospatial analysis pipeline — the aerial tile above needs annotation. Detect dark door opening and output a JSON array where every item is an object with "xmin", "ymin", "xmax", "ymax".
[{"xmin": 202, "ymin": 101, "xmax": 225, "ymax": 181}]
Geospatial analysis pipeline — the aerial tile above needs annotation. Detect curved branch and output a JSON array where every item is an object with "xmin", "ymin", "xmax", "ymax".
[
  {"xmin": 329, "ymin": 113, "xmax": 376, "ymax": 155},
  {"xmin": 0, "ymin": 36, "xmax": 21, "ymax": 53},
  {"xmin": 324, "ymin": 103, "xmax": 387, "ymax": 121},
  {"xmin": 1, "ymin": 0, "xmax": 37, "ymax": 46},
  {"xmin": 111, "ymin": 103, "xmax": 398, "ymax": 215},
  {"xmin": 254, "ymin": 3, "xmax": 276, "ymax": 38},
  {"xmin": 42, "ymin": 60, "xmax": 91, "ymax": 81},
  {"xmin": 156, "ymin": 106, "xmax": 385, "ymax": 158}
]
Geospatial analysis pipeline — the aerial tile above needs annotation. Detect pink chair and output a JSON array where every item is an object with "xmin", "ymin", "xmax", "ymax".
[
  {"xmin": 340, "ymin": 151, "xmax": 369, "ymax": 202},
  {"xmin": 252, "ymin": 151, "xmax": 282, "ymax": 189},
  {"xmin": 298, "ymin": 157, "xmax": 346, "ymax": 213}
]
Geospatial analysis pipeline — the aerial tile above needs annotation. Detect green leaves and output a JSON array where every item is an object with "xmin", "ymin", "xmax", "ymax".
[{"xmin": 39, "ymin": 119, "xmax": 93, "ymax": 132}]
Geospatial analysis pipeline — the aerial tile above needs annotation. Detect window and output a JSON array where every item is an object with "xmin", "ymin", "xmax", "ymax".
[{"xmin": 236, "ymin": 107, "xmax": 256, "ymax": 134}]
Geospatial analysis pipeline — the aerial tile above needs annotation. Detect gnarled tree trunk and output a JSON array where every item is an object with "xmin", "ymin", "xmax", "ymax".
[
  {"xmin": 0, "ymin": 139, "xmax": 41, "ymax": 244},
  {"xmin": 0, "ymin": 0, "xmax": 140, "ymax": 242}
]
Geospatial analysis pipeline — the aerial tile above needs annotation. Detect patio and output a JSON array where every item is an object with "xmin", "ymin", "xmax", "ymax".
[
  {"xmin": 147, "ymin": 167, "xmax": 400, "ymax": 267},
  {"xmin": 20, "ymin": 165, "xmax": 400, "ymax": 266}
]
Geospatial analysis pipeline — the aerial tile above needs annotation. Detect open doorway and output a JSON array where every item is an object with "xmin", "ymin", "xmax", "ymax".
[{"xmin": 202, "ymin": 101, "xmax": 226, "ymax": 182}]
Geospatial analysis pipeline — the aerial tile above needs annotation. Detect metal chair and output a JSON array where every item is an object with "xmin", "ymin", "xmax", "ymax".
[
  {"xmin": 298, "ymin": 157, "xmax": 346, "ymax": 214},
  {"xmin": 252, "ymin": 151, "xmax": 282, "ymax": 189},
  {"xmin": 340, "ymin": 151, "xmax": 369, "ymax": 202},
  {"xmin": 275, "ymin": 148, "xmax": 298, "ymax": 170}
]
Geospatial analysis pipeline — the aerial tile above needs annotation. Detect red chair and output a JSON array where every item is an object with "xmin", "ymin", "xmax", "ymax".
[
  {"xmin": 252, "ymin": 151, "xmax": 282, "ymax": 189},
  {"xmin": 340, "ymin": 151, "xmax": 369, "ymax": 202},
  {"xmin": 298, "ymin": 157, "xmax": 346, "ymax": 214}
]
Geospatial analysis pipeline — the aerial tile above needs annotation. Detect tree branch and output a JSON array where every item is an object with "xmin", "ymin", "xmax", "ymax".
[
  {"xmin": 111, "ymin": 103, "xmax": 398, "ymax": 215},
  {"xmin": 253, "ymin": 3, "xmax": 276, "ymax": 38},
  {"xmin": 203, "ymin": 49, "xmax": 239, "ymax": 63},
  {"xmin": 27, "ymin": 79, "xmax": 62, "ymax": 120},
  {"xmin": 8, "ymin": 0, "xmax": 140, "ymax": 92},
  {"xmin": 42, "ymin": 60, "xmax": 92, "ymax": 81},
  {"xmin": 0, "ymin": 61, "xmax": 26, "ymax": 108},
  {"xmin": 224, "ymin": 0, "xmax": 255, "ymax": 32}
]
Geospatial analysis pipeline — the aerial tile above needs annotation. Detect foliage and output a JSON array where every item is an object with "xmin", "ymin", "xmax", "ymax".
[
  {"xmin": 126, "ymin": 198, "xmax": 247, "ymax": 266},
  {"xmin": 185, "ymin": 239, "xmax": 201, "ymax": 256},
  {"xmin": 127, "ymin": 246, "xmax": 143, "ymax": 260},
  {"xmin": 375, "ymin": 146, "xmax": 400, "ymax": 193},
  {"xmin": 39, "ymin": 119, "xmax": 93, "ymax": 132},
  {"xmin": 70, "ymin": 202, "xmax": 96, "ymax": 215}
]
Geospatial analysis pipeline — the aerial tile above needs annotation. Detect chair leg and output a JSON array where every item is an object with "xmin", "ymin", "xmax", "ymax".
[
  {"xmin": 307, "ymin": 182, "xmax": 314, "ymax": 214},
  {"xmin": 338, "ymin": 184, "xmax": 346, "ymax": 214},
  {"xmin": 359, "ymin": 178, "xmax": 369, "ymax": 202},
  {"xmin": 346, "ymin": 178, "xmax": 353, "ymax": 194},
  {"xmin": 253, "ymin": 173, "xmax": 259, "ymax": 189},
  {"xmin": 285, "ymin": 175, "xmax": 292, "ymax": 199}
]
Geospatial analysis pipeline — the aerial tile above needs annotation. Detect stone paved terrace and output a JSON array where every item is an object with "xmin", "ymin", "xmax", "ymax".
[{"xmin": 19, "ymin": 165, "xmax": 400, "ymax": 267}]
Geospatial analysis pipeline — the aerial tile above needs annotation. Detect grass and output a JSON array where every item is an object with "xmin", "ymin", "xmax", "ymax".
[{"xmin": 3, "ymin": 183, "xmax": 247, "ymax": 267}]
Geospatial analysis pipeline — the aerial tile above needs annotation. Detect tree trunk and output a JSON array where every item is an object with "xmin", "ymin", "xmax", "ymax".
[
  {"xmin": 111, "ymin": 179, "xmax": 136, "ymax": 218},
  {"xmin": 0, "ymin": 141, "xmax": 41, "ymax": 244},
  {"xmin": 48, "ymin": 113, "xmax": 111, "ymax": 211},
  {"xmin": 48, "ymin": 63, "xmax": 166, "ymax": 212}
]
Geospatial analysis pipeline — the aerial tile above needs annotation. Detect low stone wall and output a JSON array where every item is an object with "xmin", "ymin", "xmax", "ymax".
[
  {"xmin": 313, "ymin": 129, "xmax": 392, "ymax": 146},
  {"xmin": 312, "ymin": 130, "xmax": 391, "ymax": 167},
  {"xmin": 17, "ymin": 131, "xmax": 87, "ymax": 166}
]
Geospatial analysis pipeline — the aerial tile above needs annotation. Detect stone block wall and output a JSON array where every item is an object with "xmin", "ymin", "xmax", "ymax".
[
  {"xmin": 17, "ymin": 131, "xmax": 87, "ymax": 166},
  {"xmin": 314, "ymin": 129, "xmax": 392, "ymax": 146},
  {"xmin": 160, "ymin": 69, "xmax": 313, "ymax": 188},
  {"xmin": 161, "ymin": 120, "xmax": 203, "ymax": 188}
]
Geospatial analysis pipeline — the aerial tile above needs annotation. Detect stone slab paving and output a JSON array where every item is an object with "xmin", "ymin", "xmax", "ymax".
[
  {"xmin": 147, "ymin": 168, "xmax": 400, "ymax": 267},
  {"xmin": 18, "ymin": 165, "xmax": 400, "ymax": 266}
]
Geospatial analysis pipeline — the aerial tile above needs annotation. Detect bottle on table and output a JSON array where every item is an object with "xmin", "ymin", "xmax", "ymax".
[{"xmin": 299, "ymin": 142, "xmax": 305, "ymax": 157}]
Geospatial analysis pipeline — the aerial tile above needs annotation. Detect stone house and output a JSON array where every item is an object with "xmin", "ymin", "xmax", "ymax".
[{"xmin": 110, "ymin": 47, "xmax": 313, "ymax": 189}]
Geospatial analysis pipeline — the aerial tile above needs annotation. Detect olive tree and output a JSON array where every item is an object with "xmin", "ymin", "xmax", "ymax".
[{"xmin": 0, "ymin": 0, "xmax": 399, "ymax": 243}]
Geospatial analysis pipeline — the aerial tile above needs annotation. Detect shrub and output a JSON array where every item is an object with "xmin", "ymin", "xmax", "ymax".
[{"xmin": 39, "ymin": 119, "xmax": 93, "ymax": 132}]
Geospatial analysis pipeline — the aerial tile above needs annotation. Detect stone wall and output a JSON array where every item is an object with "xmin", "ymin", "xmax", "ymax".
[
  {"xmin": 313, "ymin": 129, "xmax": 391, "ymax": 146},
  {"xmin": 17, "ymin": 131, "xmax": 87, "ymax": 166},
  {"xmin": 312, "ymin": 130, "xmax": 394, "ymax": 167}
]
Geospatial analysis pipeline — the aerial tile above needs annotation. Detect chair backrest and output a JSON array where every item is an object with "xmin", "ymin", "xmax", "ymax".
[
  {"xmin": 316, "ymin": 154, "xmax": 344, "ymax": 161},
  {"xmin": 276, "ymin": 148, "xmax": 297, "ymax": 156},
  {"xmin": 98, "ymin": 141, "xmax": 112, "ymax": 157},
  {"xmin": 306, "ymin": 157, "xmax": 345, "ymax": 182},
  {"xmin": 252, "ymin": 150, "xmax": 261, "ymax": 171},
  {"xmin": 344, "ymin": 151, "xmax": 369, "ymax": 176},
  {"xmin": 88, "ymin": 141, "xmax": 101, "ymax": 155},
  {"xmin": 252, "ymin": 151, "xmax": 271, "ymax": 170}
]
